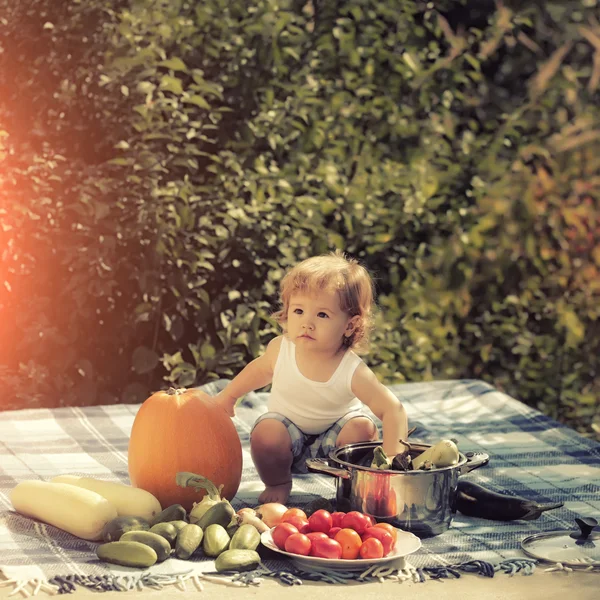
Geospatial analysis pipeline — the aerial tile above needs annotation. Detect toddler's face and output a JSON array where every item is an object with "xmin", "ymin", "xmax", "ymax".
[{"xmin": 286, "ymin": 290, "xmax": 356, "ymax": 354}]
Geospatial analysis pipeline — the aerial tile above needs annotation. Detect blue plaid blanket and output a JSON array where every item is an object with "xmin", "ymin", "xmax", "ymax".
[{"xmin": 1, "ymin": 379, "xmax": 599, "ymax": 593}]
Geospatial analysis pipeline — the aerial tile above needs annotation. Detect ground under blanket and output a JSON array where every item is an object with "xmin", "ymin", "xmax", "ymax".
[{"xmin": 1, "ymin": 379, "xmax": 599, "ymax": 593}]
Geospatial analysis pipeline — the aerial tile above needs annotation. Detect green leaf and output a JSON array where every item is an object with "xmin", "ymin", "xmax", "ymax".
[
  {"xmin": 159, "ymin": 75, "xmax": 184, "ymax": 95},
  {"xmin": 559, "ymin": 308, "xmax": 585, "ymax": 348},
  {"xmin": 136, "ymin": 81, "xmax": 155, "ymax": 94},
  {"xmin": 159, "ymin": 57, "xmax": 188, "ymax": 72},
  {"xmin": 177, "ymin": 370, "xmax": 197, "ymax": 387},
  {"xmin": 200, "ymin": 341, "xmax": 216, "ymax": 360},
  {"xmin": 157, "ymin": 24, "xmax": 173, "ymax": 39},
  {"xmin": 107, "ymin": 157, "xmax": 135, "ymax": 166},
  {"xmin": 183, "ymin": 95, "xmax": 211, "ymax": 109},
  {"xmin": 132, "ymin": 346, "xmax": 160, "ymax": 375},
  {"xmin": 283, "ymin": 47, "xmax": 300, "ymax": 61}
]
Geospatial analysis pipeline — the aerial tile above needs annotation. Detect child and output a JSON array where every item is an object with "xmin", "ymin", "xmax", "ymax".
[{"xmin": 214, "ymin": 251, "xmax": 408, "ymax": 504}]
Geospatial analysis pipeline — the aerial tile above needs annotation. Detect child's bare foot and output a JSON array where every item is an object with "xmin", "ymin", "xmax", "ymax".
[{"xmin": 258, "ymin": 481, "xmax": 292, "ymax": 504}]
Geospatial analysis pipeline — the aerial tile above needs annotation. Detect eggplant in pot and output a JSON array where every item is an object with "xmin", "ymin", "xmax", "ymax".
[{"xmin": 306, "ymin": 441, "xmax": 489, "ymax": 538}]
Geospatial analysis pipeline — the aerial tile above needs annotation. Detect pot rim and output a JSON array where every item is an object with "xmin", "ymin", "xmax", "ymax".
[{"xmin": 328, "ymin": 440, "xmax": 469, "ymax": 475}]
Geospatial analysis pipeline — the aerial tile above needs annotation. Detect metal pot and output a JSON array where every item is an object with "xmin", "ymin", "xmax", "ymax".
[{"xmin": 306, "ymin": 441, "xmax": 489, "ymax": 538}]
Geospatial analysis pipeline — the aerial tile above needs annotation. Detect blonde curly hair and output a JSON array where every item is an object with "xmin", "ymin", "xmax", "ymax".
[{"xmin": 273, "ymin": 250, "xmax": 375, "ymax": 353}]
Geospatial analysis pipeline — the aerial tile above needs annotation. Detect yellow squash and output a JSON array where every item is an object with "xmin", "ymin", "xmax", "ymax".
[
  {"xmin": 51, "ymin": 475, "xmax": 161, "ymax": 520},
  {"xmin": 10, "ymin": 480, "xmax": 118, "ymax": 541}
]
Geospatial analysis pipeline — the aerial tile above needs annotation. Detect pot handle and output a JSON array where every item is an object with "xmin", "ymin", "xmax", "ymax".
[
  {"xmin": 459, "ymin": 451, "xmax": 490, "ymax": 475},
  {"xmin": 305, "ymin": 458, "xmax": 352, "ymax": 479}
]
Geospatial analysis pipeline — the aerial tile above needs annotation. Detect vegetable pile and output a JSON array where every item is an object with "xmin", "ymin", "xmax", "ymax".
[
  {"xmin": 8, "ymin": 470, "xmax": 403, "ymax": 570},
  {"xmin": 370, "ymin": 439, "xmax": 461, "ymax": 472},
  {"xmin": 9, "ymin": 472, "xmax": 266, "ymax": 571},
  {"xmin": 93, "ymin": 471, "xmax": 279, "ymax": 571}
]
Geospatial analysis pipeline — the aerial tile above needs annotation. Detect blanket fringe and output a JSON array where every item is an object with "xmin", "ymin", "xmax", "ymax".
[
  {"xmin": 203, "ymin": 562, "xmax": 423, "ymax": 586},
  {"xmin": 48, "ymin": 570, "xmax": 238, "ymax": 594},
  {"xmin": 1, "ymin": 570, "xmax": 254, "ymax": 596},
  {"xmin": 0, "ymin": 558, "xmax": 541, "ymax": 594},
  {"xmin": 423, "ymin": 558, "xmax": 537, "ymax": 580},
  {"xmin": 0, "ymin": 576, "xmax": 60, "ymax": 596},
  {"xmin": 543, "ymin": 562, "xmax": 600, "ymax": 573}
]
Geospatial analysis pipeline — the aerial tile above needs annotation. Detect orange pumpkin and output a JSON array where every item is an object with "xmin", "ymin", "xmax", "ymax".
[{"xmin": 128, "ymin": 387, "xmax": 242, "ymax": 511}]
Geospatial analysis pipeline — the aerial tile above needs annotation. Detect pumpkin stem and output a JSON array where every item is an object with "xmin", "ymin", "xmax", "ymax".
[{"xmin": 167, "ymin": 387, "xmax": 187, "ymax": 396}]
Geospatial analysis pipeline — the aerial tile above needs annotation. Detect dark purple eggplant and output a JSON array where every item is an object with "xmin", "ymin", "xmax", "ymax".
[{"xmin": 456, "ymin": 480, "xmax": 564, "ymax": 521}]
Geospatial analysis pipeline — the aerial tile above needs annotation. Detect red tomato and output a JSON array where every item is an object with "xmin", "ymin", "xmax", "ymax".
[
  {"xmin": 330, "ymin": 511, "xmax": 346, "ymax": 528},
  {"xmin": 284, "ymin": 532, "xmax": 312, "ymax": 556},
  {"xmin": 373, "ymin": 522, "xmax": 398, "ymax": 543},
  {"xmin": 281, "ymin": 507, "xmax": 307, "ymax": 522},
  {"xmin": 311, "ymin": 537, "xmax": 343, "ymax": 559},
  {"xmin": 272, "ymin": 522, "xmax": 299, "ymax": 550},
  {"xmin": 308, "ymin": 509, "xmax": 333, "ymax": 533},
  {"xmin": 364, "ymin": 514, "xmax": 376, "ymax": 528},
  {"xmin": 361, "ymin": 526, "xmax": 394, "ymax": 556},
  {"xmin": 284, "ymin": 515, "xmax": 310, "ymax": 533},
  {"xmin": 327, "ymin": 526, "xmax": 342, "ymax": 539},
  {"xmin": 359, "ymin": 537, "xmax": 384, "ymax": 559},
  {"xmin": 306, "ymin": 531, "xmax": 328, "ymax": 544},
  {"xmin": 341, "ymin": 511, "xmax": 370, "ymax": 534},
  {"xmin": 334, "ymin": 528, "xmax": 363, "ymax": 559}
]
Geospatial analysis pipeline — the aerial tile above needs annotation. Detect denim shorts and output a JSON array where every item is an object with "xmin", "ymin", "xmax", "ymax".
[{"xmin": 251, "ymin": 410, "xmax": 377, "ymax": 474}]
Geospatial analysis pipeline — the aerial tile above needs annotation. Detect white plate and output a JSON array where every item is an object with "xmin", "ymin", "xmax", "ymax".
[{"xmin": 260, "ymin": 527, "xmax": 422, "ymax": 572}]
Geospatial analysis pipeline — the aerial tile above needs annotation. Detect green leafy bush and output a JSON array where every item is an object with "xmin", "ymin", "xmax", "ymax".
[{"xmin": 1, "ymin": 0, "xmax": 598, "ymax": 440}]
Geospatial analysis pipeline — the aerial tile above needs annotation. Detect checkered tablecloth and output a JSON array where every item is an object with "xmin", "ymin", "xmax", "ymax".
[{"xmin": 1, "ymin": 379, "xmax": 599, "ymax": 592}]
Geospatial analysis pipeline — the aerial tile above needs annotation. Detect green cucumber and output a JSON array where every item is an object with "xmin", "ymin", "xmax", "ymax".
[
  {"xmin": 97, "ymin": 541, "xmax": 157, "ymax": 568},
  {"xmin": 168, "ymin": 520, "xmax": 188, "ymax": 534},
  {"xmin": 229, "ymin": 524, "xmax": 260, "ymax": 551},
  {"xmin": 197, "ymin": 501, "xmax": 235, "ymax": 530},
  {"xmin": 149, "ymin": 504, "xmax": 187, "ymax": 526},
  {"xmin": 215, "ymin": 549, "xmax": 261, "ymax": 572},
  {"xmin": 149, "ymin": 522, "xmax": 179, "ymax": 547},
  {"xmin": 120, "ymin": 530, "xmax": 172, "ymax": 562},
  {"xmin": 101, "ymin": 516, "xmax": 150, "ymax": 542},
  {"xmin": 202, "ymin": 523, "xmax": 230, "ymax": 557},
  {"xmin": 226, "ymin": 521, "xmax": 240, "ymax": 538},
  {"xmin": 175, "ymin": 523, "xmax": 204, "ymax": 559}
]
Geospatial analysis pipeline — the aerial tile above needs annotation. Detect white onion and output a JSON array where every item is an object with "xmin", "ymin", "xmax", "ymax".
[{"xmin": 256, "ymin": 502, "xmax": 288, "ymax": 528}]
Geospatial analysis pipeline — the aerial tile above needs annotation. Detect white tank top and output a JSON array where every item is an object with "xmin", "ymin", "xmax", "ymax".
[{"xmin": 267, "ymin": 336, "xmax": 363, "ymax": 434}]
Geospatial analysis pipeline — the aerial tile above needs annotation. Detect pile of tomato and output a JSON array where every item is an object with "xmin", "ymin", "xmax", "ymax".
[{"xmin": 271, "ymin": 507, "xmax": 397, "ymax": 560}]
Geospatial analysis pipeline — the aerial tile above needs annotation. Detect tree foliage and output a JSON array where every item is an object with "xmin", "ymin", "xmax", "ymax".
[{"xmin": 1, "ymin": 0, "xmax": 598, "ymax": 439}]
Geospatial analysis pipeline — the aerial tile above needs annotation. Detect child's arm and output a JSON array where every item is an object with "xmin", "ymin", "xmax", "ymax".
[
  {"xmin": 214, "ymin": 336, "xmax": 282, "ymax": 416},
  {"xmin": 351, "ymin": 363, "xmax": 408, "ymax": 458}
]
